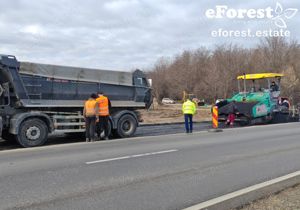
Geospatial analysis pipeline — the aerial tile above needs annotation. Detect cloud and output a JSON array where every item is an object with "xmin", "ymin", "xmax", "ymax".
[
  {"xmin": 0, "ymin": 0, "xmax": 299, "ymax": 70},
  {"xmin": 103, "ymin": 0, "xmax": 139, "ymax": 11},
  {"xmin": 20, "ymin": 24, "xmax": 46, "ymax": 36}
]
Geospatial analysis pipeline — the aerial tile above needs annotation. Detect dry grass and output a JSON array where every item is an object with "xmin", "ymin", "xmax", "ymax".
[
  {"xmin": 138, "ymin": 104, "xmax": 212, "ymax": 124},
  {"xmin": 237, "ymin": 184, "xmax": 300, "ymax": 210}
]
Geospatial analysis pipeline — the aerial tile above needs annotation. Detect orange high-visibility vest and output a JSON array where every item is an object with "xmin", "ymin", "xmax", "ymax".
[
  {"xmin": 84, "ymin": 99, "xmax": 97, "ymax": 116},
  {"xmin": 96, "ymin": 96, "xmax": 109, "ymax": 116}
]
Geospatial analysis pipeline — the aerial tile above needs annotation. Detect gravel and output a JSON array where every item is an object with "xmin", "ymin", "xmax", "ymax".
[{"xmin": 237, "ymin": 184, "xmax": 300, "ymax": 210}]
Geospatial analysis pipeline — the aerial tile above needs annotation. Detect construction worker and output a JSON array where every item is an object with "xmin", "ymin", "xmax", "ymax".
[
  {"xmin": 270, "ymin": 81, "xmax": 279, "ymax": 91},
  {"xmin": 282, "ymin": 99, "xmax": 290, "ymax": 109},
  {"xmin": 182, "ymin": 98, "xmax": 196, "ymax": 133},
  {"xmin": 83, "ymin": 93, "xmax": 98, "ymax": 142},
  {"xmin": 226, "ymin": 101, "xmax": 238, "ymax": 127},
  {"xmin": 96, "ymin": 92, "xmax": 111, "ymax": 140}
]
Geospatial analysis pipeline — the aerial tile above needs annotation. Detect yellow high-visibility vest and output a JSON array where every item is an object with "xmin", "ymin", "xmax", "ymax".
[
  {"xmin": 182, "ymin": 100, "xmax": 196, "ymax": 115},
  {"xmin": 96, "ymin": 96, "xmax": 109, "ymax": 116},
  {"xmin": 84, "ymin": 99, "xmax": 97, "ymax": 116}
]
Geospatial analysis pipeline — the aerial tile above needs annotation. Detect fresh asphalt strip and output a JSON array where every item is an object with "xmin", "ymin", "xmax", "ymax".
[
  {"xmin": 85, "ymin": 149, "xmax": 178, "ymax": 165},
  {"xmin": 183, "ymin": 170, "xmax": 300, "ymax": 210}
]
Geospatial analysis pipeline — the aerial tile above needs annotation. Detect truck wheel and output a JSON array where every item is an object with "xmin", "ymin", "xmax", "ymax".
[
  {"xmin": 16, "ymin": 119, "xmax": 48, "ymax": 147},
  {"xmin": 116, "ymin": 114, "xmax": 137, "ymax": 138}
]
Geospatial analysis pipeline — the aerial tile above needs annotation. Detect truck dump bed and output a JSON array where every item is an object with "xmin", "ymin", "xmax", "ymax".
[
  {"xmin": 0, "ymin": 55, "xmax": 152, "ymax": 109},
  {"xmin": 20, "ymin": 62, "xmax": 133, "ymax": 86}
]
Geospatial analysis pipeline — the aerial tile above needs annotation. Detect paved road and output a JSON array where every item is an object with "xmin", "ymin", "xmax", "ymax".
[
  {"xmin": 0, "ymin": 123, "xmax": 300, "ymax": 210},
  {"xmin": 136, "ymin": 122, "xmax": 211, "ymax": 137},
  {"xmin": 0, "ymin": 122, "xmax": 210, "ymax": 150}
]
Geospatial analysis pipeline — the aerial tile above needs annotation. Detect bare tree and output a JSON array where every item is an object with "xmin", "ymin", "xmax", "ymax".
[{"xmin": 149, "ymin": 37, "xmax": 300, "ymax": 104}]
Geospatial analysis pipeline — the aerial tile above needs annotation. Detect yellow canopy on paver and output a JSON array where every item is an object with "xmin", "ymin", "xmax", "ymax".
[{"xmin": 237, "ymin": 73, "xmax": 284, "ymax": 80}]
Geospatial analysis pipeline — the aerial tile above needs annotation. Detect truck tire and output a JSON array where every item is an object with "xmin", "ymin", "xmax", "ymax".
[
  {"xmin": 116, "ymin": 114, "xmax": 137, "ymax": 138},
  {"xmin": 16, "ymin": 118, "xmax": 48, "ymax": 147}
]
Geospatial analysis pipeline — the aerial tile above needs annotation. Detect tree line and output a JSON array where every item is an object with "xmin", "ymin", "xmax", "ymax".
[{"xmin": 148, "ymin": 37, "xmax": 300, "ymax": 105}]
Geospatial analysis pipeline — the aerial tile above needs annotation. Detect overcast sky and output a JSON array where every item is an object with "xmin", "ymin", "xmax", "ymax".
[{"xmin": 0, "ymin": 0, "xmax": 299, "ymax": 71}]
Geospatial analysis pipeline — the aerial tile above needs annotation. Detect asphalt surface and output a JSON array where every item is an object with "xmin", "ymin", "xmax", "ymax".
[
  {"xmin": 0, "ymin": 122, "xmax": 211, "ymax": 150},
  {"xmin": 136, "ymin": 122, "xmax": 211, "ymax": 137},
  {"xmin": 0, "ymin": 123, "xmax": 300, "ymax": 210}
]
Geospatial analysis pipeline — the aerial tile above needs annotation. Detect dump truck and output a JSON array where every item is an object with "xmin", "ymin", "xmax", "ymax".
[
  {"xmin": 216, "ymin": 73, "xmax": 290, "ymax": 125},
  {"xmin": 0, "ymin": 55, "xmax": 152, "ymax": 147}
]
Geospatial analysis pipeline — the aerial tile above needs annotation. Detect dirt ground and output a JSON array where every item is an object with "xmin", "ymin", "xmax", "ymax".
[
  {"xmin": 237, "ymin": 184, "xmax": 300, "ymax": 210},
  {"xmin": 138, "ymin": 104, "xmax": 212, "ymax": 124}
]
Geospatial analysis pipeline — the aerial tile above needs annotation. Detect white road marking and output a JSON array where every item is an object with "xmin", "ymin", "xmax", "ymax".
[
  {"xmin": 85, "ymin": 149, "xmax": 178, "ymax": 165},
  {"xmin": 183, "ymin": 170, "xmax": 300, "ymax": 210}
]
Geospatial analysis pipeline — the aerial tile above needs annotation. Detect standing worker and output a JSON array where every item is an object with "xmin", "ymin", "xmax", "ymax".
[
  {"xmin": 270, "ymin": 81, "xmax": 279, "ymax": 91},
  {"xmin": 96, "ymin": 92, "xmax": 111, "ymax": 140},
  {"xmin": 83, "ymin": 93, "xmax": 98, "ymax": 142},
  {"xmin": 182, "ymin": 98, "xmax": 197, "ymax": 133}
]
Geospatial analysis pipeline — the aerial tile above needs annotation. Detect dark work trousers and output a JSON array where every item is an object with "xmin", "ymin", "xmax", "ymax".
[
  {"xmin": 97, "ymin": 116, "xmax": 109, "ymax": 138},
  {"xmin": 85, "ymin": 116, "xmax": 96, "ymax": 141},
  {"xmin": 184, "ymin": 114, "xmax": 193, "ymax": 133}
]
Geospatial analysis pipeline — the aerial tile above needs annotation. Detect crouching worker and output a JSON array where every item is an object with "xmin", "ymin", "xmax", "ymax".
[
  {"xmin": 83, "ymin": 93, "xmax": 98, "ymax": 142},
  {"xmin": 226, "ymin": 101, "xmax": 238, "ymax": 127},
  {"xmin": 96, "ymin": 92, "xmax": 111, "ymax": 140},
  {"xmin": 226, "ymin": 113, "xmax": 235, "ymax": 127},
  {"xmin": 182, "ymin": 98, "xmax": 196, "ymax": 133}
]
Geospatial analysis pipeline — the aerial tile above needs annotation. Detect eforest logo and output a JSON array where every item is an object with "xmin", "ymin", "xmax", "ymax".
[{"xmin": 205, "ymin": 2, "xmax": 298, "ymax": 29}]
